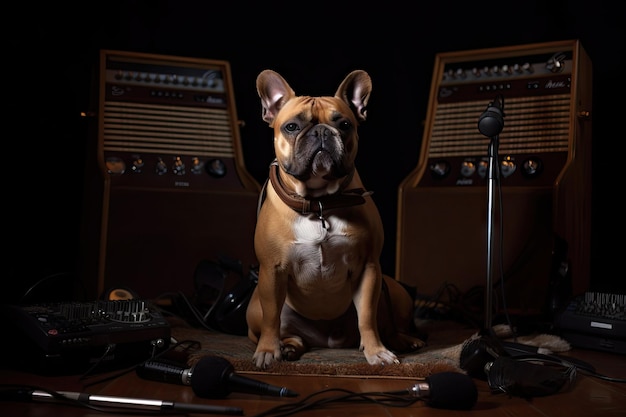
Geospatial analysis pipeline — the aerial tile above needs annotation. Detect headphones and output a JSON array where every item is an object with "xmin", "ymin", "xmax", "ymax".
[
  {"xmin": 100, "ymin": 257, "xmax": 257, "ymax": 336},
  {"xmin": 460, "ymin": 334, "xmax": 579, "ymax": 398},
  {"xmin": 192, "ymin": 257, "xmax": 258, "ymax": 336}
]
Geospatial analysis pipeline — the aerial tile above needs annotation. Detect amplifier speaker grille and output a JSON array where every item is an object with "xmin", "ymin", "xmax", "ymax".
[
  {"xmin": 429, "ymin": 94, "xmax": 571, "ymax": 157},
  {"xmin": 103, "ymin": 101, "xmax": 235, "ymax": 157}
]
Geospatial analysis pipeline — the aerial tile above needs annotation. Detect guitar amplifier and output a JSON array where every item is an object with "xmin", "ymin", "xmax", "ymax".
[
  {"xmin": 396, "ymin": 40, "xmax": 592, "ymax": 316},
  {"xmin": 85, "ymin": 50, "xmax": 261, "ymax": 300}
]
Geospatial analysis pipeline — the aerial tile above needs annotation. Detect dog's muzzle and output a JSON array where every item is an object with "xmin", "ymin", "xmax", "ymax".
[{"xmin": 289, "ymin": 125, "xmax": 348, "ymax": 180}]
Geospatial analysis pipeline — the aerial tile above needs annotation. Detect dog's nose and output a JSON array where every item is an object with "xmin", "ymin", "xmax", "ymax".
[{"xmin": 310, "ymin": 125, "xmax": 333, "ymax": 146}]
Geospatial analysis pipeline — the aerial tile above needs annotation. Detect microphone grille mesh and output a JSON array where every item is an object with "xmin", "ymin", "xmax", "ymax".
[
  {"xmin": 190, "ymin": 355, "xmax": 234, "ymax": 399},
  {"xmin": 426, "ymin": 371, "xmax": 478, "ymax": 410}
]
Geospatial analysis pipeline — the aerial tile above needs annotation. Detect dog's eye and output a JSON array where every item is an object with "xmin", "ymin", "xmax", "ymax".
[
  {"xmin": 284, "ymin": 122, "xmax": 300, "ymax": 133},
  {"xmin": 338, "ymin": 120, "xmax": 352, "ymax": 131}
]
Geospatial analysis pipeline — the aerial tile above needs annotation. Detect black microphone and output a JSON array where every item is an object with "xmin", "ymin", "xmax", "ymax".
[
  {"xmin": 478, "ymin": 94, "xmax": 505, "ymax": 137},
  {"xmin": 408, "ymin": 371, "xmax": 478, "ymax": 410},
  {"xmin": 136, "ymin": 356, "xmax": 299, "ymax": 399}
]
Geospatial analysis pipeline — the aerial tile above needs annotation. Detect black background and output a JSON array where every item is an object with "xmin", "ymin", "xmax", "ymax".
[{"xmin": 6, "ymin": 1, "xmax": 625, "ymax": 301}]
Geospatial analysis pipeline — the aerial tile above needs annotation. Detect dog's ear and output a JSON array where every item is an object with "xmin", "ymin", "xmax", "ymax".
[
  {"xmin": 335, "ymin": 70, "xmax": 372, "ymax": 123},
  {"xmin": 256, "ymin": 70, "xmax": 295, "ymax": 127}
]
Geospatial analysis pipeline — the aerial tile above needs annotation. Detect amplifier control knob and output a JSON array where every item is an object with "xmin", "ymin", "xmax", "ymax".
[
  {"xmin": 172, "ymin": 156, "xmax": 185, "ymax": 175},
  {"xmin": 105, "ymin": 157, "xmax": 125, "ymax": 175},
  {"xmin": 155, "ymin": 158, "xmax": 167, "ymax": 175},
  {"xmin": 500, "ymin": 156, "xmax": 516, "ymax": 178},
  {"xmin": 205, "ymin": 158, "xmax": 226, "ymax": 178},
  {"xmin": 477, "ymin": 159, "xmax": 489, "ymax": 178},
  {"xmin": 546, "ymin": 53, "xmax": 566, "ymax": 73},
  {"xmin": 522, "ymin": 62, "xmax": 533, "ymax": 73},
  {"xmin": 131, "ymin": 157, "xmax": 144, "ymax": 173},
  {"xmin": 522, "ymin": 157, "xmax": 543, "ymax": 178},
  {"xmin": 460, "ymin": 160, "xmax": 476, "ymax": 177},
  {"xmin": 191, "ymin": 157, "xmax": 203, "ymax": 174},
  {"xmin": 429, "ymin": 160, "xmax": 450, "ymax": 179}
]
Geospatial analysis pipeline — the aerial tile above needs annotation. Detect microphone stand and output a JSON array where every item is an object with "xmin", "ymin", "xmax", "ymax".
[
  {"xmin": 475, "ymin": 94, "xmax": 505, "ymax": 338},
  {"xmin": 482, "ymin": 134, "xmax": 499, "ymax": 336},
  {"xmin": 459, "ymin": 98, "xmax": 513, "ymax": 380}
]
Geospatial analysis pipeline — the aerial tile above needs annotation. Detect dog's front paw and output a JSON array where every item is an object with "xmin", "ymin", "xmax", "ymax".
[
  {"xmin": 252, "ymin": 349, "xmax": 282, "ymax": 369},
  {"xmin": 363, "ymin": 347, "xmax": 400, "ymax": 366},
  {"xmin": 252, "ymin": 338, "xmax": 283, "ymax": 369}
]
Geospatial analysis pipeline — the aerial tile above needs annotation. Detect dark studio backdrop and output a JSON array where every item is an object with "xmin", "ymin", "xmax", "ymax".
[{"xmin": 6, "ymin": 1, "xmax": 625, "ymax": 303}]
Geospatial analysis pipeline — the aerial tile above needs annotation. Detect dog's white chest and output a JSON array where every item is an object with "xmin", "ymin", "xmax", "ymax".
[{"xmin": 290, "ymin": 215, "xmax": 356, "ymax": 281}]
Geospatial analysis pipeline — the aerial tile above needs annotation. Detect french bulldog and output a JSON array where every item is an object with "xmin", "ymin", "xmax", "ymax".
[{"xmin": 246, "ymin": 69, "xmax": 425, "ymax": 369}]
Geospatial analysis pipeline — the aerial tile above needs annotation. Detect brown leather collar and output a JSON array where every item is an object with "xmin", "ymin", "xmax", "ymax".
[{"xmin": 265, "ymin": 160, "xmax": 371, "ymax": 216}]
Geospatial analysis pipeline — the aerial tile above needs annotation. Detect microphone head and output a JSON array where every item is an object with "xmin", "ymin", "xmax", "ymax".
[
  {"xmin": 478, "ymin": 108, "xmax": 504, "ymax": 137},
  {"xmin": 190, "ymin": 356, "xmax": 234, "ymax": 399},
  {"xmin": 425, "ymin": 372, "xmax": 478, "ymax": 410}
]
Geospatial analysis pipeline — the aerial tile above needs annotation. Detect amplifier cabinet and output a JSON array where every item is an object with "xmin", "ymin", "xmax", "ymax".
[
  {"xmin": 396, "ymin": 40, "xmax": 592, "ymax": 316},
  {"xmin": 91, "ymin": 50, "xmax": 261, "ymax": 300}
]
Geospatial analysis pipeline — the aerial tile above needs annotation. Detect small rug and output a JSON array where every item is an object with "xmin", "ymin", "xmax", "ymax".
[
  {"xmin": 171, "ymin": 322, "xmax": 570, "ymax": 379},
  {"xmin": 170, "ymin": 321, "xmax": 570, "ymax": 378}
]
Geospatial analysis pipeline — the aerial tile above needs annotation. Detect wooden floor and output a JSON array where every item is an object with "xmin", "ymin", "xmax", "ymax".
[{"xmin": 1, "ymin": 339, "xmax": 625, "ymax": 416}]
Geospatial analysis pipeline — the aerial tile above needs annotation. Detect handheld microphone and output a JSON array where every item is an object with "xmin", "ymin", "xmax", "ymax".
[
  {"xmin": 136, "ymin": 356, "xmax": 299, "ymax": 399},
  {"xmin": 478, "ymin": 94, "xmax": 505, "ymax": 137},
  {"xmin": 0, "ymin": 386, "xmax": 243, "ymax": 415},
  {"xmin": 408, "ymin": 371, "xmax": 478, "ymax": 410}
]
